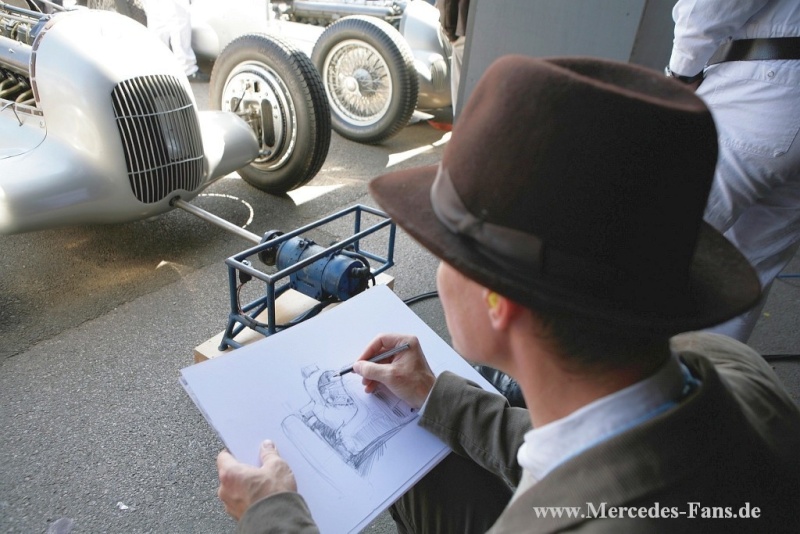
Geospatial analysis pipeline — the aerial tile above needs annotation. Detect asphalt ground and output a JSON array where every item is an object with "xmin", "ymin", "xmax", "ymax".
[
  {"xmin": 0, "ymin": 66, "xmax": 453, "ymax": 531},
  {"xmin": 2, "ymin": 71, "xmax": 799, "ymax": 534}
]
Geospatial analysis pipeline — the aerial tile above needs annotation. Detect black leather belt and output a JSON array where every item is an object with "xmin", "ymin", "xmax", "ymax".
[{"xmin": 709, "ymin": 37, "xmax": 800, "ymax": 65}]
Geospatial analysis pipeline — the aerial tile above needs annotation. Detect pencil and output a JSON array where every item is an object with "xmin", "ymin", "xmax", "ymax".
[{"xmin": 334, "ymin": 343, "xmax": 411, "ymax": 377}]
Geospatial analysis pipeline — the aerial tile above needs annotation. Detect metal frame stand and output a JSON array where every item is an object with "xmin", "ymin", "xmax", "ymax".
[{"xmin": 218, "ymin": 204, "xmax": 396, "ymax": 351}]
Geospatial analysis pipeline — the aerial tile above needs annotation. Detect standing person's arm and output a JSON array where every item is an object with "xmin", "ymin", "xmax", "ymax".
[{"xmin": 669, "ymin": 0, "xmax": 771, "ymax": 77}]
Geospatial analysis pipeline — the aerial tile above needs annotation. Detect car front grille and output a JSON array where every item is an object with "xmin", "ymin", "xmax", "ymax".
[{"xmin": 111, "ymin": 75, "xmax": 204, "ymax": 204}]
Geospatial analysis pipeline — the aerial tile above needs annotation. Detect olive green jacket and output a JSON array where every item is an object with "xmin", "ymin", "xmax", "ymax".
[{"xmin": 237, "ymin": 333, "xmax": 800, "ymax": 533}]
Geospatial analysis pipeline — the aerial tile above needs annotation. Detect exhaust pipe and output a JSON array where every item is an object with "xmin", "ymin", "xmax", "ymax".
[
  {"xmin": 292, "ymin": 1, "xmax": 397, "ymax": 20},
  {"xmin": 0, "ymin": 34, "xmax": 33, "ymax": 77}
]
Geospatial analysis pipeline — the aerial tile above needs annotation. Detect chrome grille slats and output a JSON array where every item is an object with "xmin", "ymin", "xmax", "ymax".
[{"xmin": 111, "ymin": 75, "xmax": 204, "ymax": 204}]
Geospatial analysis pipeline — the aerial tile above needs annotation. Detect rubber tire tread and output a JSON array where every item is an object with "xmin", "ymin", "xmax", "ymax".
[
  {"xmin": 312, "ymin": 16, "xmax": 418, "ymax": 145},
  {"xmin": 210, "ymin": 33, "xmax": 331, "ymax": 193}
]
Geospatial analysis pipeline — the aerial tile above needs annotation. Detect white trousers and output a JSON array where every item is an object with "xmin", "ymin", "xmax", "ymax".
[
  {"xmin": 698, "ymin": 60, "xmax": 800, "ymax": 342},
  {"xmin": 141, "ymin": 0, "xmax": 198, "ymax": 76},
  {"xmin": 449, "ymin": 36, "xmax": 465, "ymax": 118}
]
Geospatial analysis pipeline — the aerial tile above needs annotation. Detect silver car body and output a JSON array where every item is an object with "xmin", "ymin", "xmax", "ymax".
[
  {"xmin": 191, "ymin": 0, "xmax": 320, "ymax": 57},
  {"xmin": 0, "ymin": 7, "xmax": 259, "ymax": 234},
  {"xmin": 189, "ymin": 0, "xmax": 450, "ymax": 110}
]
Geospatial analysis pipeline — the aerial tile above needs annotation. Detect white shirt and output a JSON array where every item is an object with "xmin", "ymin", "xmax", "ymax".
[
  {"xmin": 514, "ymin": 354, "xmax": 696, "ymax": 496},
  {"xmin": 669, "ymin": 0, "xmax": 800, "ymax": 76}
]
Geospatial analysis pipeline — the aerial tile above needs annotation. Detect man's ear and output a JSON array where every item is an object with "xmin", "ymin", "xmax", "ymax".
[{"xmin": 484, "ymin": 290, "xmax": 516, "ymax": 331}]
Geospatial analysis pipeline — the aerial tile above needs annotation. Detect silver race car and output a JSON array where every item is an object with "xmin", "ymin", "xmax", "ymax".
[
  {"xmin": 88, "ymin": 0, "xmax": 453, "ymax": 144},
  {"xmin": 0, "ymin": 1, "xmax": 330, "ymax": 234}
]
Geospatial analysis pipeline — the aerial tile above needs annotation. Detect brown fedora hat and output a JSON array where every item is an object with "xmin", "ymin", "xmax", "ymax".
[{"xmin": 369, "ymin": 55, "xmax": 759, "ymax": 334}]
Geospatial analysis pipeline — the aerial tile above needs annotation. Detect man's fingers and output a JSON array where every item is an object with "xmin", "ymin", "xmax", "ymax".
[
  {"xmin": 259, "ymin": 440, "xmax": 278, "ymax": 465},
  {"xmin": 217, "ymin": 449, "xmax": 237, "ymax": 473},
  {"xmin": 353, "ymin": 360, "xmax": 390, "ymax": 383}
]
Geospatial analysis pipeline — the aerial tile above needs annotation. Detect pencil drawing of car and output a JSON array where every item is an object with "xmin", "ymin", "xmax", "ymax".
[
  {"xmin": 87, "ymin": 0, "xmax": 453, "ymax": 144},
  {"xmin": 0, "ymin": 1, "xmax": 331, "ymax": 234},
  {"xmin": 282, "ymin": 364, "xmax": 416, "ymax": 487}
]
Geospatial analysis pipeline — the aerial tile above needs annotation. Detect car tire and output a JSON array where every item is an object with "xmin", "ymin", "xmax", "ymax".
[
  {"xmin": 210, "ymin": 33, "xmax": 331, "ymax": 194},
  {"xmin": 312, "ymin": 16, "xmax": 418, "ymax": 145},
  {"xmin": 86, "ymin": 0, "xmax": 147, "ymax": 26}
]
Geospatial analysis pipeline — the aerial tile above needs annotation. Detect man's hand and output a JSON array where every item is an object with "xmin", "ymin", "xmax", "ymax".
[
  {"xmin": 216, "ymin": 440, "xmax": 297, "ymax": 521},
  {"xmin": 353, "ymin": 334, "xmax": 436, "ymax": 410}
]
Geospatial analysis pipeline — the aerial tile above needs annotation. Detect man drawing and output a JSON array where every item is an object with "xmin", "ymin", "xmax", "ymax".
[{"xmin": 216, "ymin": 55, "xmax": 800, "ymax": 533}]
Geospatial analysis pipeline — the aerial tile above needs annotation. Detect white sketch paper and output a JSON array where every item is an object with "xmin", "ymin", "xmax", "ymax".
[
  {"xmin": 284, "ymin": 364, "xmax": 417, "ymax": 487},
  {"xmin": 180, "ymin": 285, "xmax": 499, "ymax": 533}
]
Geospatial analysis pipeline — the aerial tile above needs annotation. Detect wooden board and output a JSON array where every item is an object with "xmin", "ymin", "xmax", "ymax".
[{"xmin": 193, "ymin": 274, "xmax": 394, "ymax": 363}]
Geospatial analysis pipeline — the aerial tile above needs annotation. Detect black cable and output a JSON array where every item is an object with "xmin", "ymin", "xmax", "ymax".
[
  {"xmin": 763, "ymin": 354, "xmax": 800, "ymax": 362},
  {"xmin": 340, "ymin": 249, "xmax": 376, "ymax": 287},
  {"xmin": 277, "ymin": 297, "xmax": 338, "ymax": 329},
  {"xmin": 403, "ymin": 290, "xmax": 439, "ymax": 306}
]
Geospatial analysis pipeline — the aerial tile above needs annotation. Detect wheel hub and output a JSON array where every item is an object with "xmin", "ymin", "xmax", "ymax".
[
  {"xmin": 221, "ymin": 63, "xmax": 297, "ymax": 170},
  {"xmin": 343, "ymin": 69, "xmax": 375, "ymax": 96}
]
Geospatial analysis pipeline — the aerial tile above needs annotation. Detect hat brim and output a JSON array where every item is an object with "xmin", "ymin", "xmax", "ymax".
[{"xmin": 369, "ymin": 165, "xmax": 760, "ymax": 335}]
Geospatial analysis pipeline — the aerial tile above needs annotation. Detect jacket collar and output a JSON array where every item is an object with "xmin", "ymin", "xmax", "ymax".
[{"xmin": 489, "ymin": 354, "xmax": 748, "ymax": 533}]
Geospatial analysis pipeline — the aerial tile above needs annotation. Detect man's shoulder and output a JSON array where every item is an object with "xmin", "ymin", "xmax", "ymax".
[
  {"xmin": 672, "ymin": 331, "xmax": 800, "ymax": 461},
  {"xmin": 671, "ymin": 331, "xmax": 787, "ymax": 393},
  {"xmin": 671, "ymin": 331, "xmax": 760, "ymax": 360}
]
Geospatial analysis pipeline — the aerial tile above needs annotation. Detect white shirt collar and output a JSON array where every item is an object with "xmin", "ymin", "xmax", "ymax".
[{"xmin": 516, "ymin": 353, "xmax": 694, "ymax": 483}]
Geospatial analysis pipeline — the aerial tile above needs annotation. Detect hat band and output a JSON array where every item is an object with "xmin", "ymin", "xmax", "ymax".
[
  {"xmin": 430, "ymin": 164, "xmax": 692, "ymax": 314},
  {"xmin": 430, "ymin": 164, "xmax": 543, "ymax": 270}
]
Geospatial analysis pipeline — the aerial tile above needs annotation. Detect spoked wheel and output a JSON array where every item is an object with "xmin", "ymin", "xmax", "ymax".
[
  {"xmin": 312, "ymin": 16, "xmax": 418, "ymax": 144},
  {"xmin": 210, "ymin": 34, "xmax": 331, "ymax": 193}
]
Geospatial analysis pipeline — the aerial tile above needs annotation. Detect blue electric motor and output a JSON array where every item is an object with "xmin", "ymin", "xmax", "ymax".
[{"xmin": 261, "ymin": 234, "xmax": 371, "ymax": 302}]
